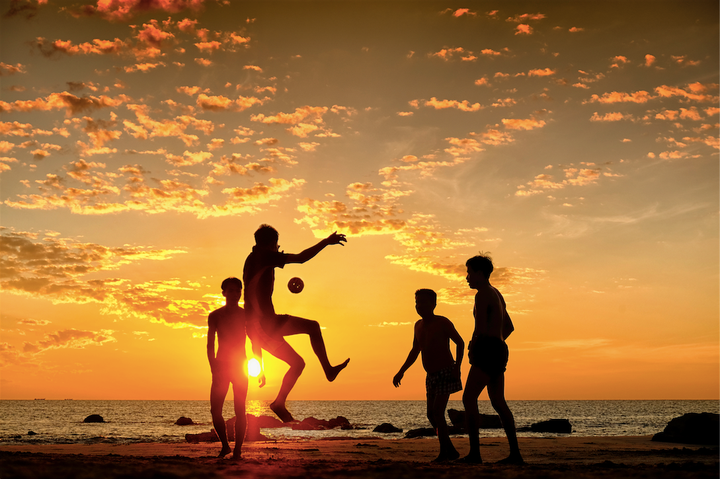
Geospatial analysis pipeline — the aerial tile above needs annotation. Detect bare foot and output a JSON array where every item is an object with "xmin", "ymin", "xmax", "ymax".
[
  {"xmin": 270, "ymin": 401, "xmax": 295, "ymax": 423},
  {"xmin": 231, "ymin": 450, "xmax": 243, "ymax": 461},
  {"xmin": 457, "ymin": 453, "xmax": 482, "ymax": 464},
  {"xmin": 217, "ymin": 445, "xmax": 232, "ymax": 458},
  {"xmin": 325, "ymin": 358, "xmax": 350, "ymax": 382},
  {"xmin": 495, "ymin": 454, "xmax": 525, "ymax": 465}
]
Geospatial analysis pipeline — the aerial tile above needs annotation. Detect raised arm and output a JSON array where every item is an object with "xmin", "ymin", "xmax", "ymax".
[
  {"xmin": 284, "ymin": 232, "xmax": 346, "ymax": 264},
  {"xmin": 393, "ymin": 323, "xmax": 421, "ymax": 387}
]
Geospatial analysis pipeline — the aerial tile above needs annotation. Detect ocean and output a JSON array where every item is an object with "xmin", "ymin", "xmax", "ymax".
[{"xmin": 0, "ymin": 400, "xmax": 717, "ymax": 445}]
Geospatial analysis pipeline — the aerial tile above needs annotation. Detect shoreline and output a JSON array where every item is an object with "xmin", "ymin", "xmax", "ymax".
[{"xmin": 2, "ymin": 436, "xmax": 718, "ymax": 479}]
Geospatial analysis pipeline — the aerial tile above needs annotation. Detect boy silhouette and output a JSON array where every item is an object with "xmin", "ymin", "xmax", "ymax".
[
  {"xmin": 207, "ymin": 277, "xmax": 261, "ymax": 460},
  {"xmin": 393, "ymin": 288, "xmax": 465, "ymax": 462},
  {"xmin": 243, "ymin": 224, "xmax": 350, "ymax": 422},
  {"xmin": 462, "ymin": 254, "xmax": 524, "ymax": 465}
]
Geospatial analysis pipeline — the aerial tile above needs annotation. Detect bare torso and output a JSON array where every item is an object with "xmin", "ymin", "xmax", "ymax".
[
  {"xmin": 472, "ymin": 285, "xmax": 505, "ymax": 339},
  {"xmin": 416, "ymin": 315, "xmax": 456, "ymax": 374},
  {"xmin": 210, "ymin": 305, "xmax": 247, "ymax": 363}
]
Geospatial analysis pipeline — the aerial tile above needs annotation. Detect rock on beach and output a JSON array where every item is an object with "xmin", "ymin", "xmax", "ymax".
[
  {"xmin": 652, "ymin": 412, "xmax": 719, "ymax": 445},
  {"xmin": 83, "ymin": 414, "xmax": 105, "ymax": 423}
]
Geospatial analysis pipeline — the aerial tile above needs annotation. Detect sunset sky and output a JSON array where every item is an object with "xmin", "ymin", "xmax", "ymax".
[{"xmin": 1, "ymin": 0, "xmax": 717, "ymax": 402}]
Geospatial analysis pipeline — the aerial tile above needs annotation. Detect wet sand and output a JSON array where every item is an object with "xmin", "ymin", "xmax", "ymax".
[{"xmin": 1, "ymin": 436, "xmax": 718, "ymax": 478}]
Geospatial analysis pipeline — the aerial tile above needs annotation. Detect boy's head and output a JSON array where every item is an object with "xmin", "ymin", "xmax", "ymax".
[
  {"xmin": 254, "ymin": 224, "xmax": 279, "ymax": 247},
  {"xmin": 221, "ymin": 277, "xmax": 242, "ymax": 301},
  {"xmin": 415, "ymin": 288, "xmax": 437, "ymax": 317},
  {"xmin": 466, "ymin": 253, "xmax": 493, "ymax": 289}
]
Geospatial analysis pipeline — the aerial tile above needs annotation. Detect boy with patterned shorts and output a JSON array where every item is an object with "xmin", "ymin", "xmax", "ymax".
[{"xmin": 393, "ymin": 289, "xmax": 465, "ymax": 461}]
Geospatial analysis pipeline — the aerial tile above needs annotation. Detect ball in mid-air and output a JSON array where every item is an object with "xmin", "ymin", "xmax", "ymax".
[{"xmin": 288, "ymin": 277, "xmax": 304, "ymax": 294}]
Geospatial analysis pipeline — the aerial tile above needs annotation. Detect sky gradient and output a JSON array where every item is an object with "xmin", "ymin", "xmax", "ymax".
[{"xmin": 0, "ymin": 0, "xmax": 718, "ymax": 401}]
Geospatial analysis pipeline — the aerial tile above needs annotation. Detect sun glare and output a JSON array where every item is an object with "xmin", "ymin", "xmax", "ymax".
[{"xmin": 247, "ymin": 358, "xmax": 262, "ymax": 378}]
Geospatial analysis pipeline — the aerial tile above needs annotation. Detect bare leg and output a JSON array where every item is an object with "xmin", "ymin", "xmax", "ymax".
[
  {"xmin": 266, "ymin": 338, "xmax": 305, "ymax": 422},
  {"xmin": 488, "ymin": 374, "xmax": 524, "ymax": 465},
  {"xmin": 210, "ymin": 379, "xmax": 231, "ymax": 458},
  {"xmin": 231, "ymin": 380, "xmax": 248, "ymax": 460},
  {"xmin": 279, "ymin": 315, "xmax": 349, "ymax": 381},
  {"xmin": 428, "ymin": 392, "xmax": 458, "ymax": 462},
  {"xmin": 460, "ymin": 365, "xmax": 488, "ymax": 464}
]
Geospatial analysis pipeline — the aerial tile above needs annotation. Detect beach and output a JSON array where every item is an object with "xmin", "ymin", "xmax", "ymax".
[{"xmin": 2, "ymin": 436, "xmax": 717, "ymax": 479}]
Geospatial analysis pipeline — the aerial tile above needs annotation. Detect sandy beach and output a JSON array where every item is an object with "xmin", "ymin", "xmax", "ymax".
[{"xmin": 1, "ymin": 436, "xmax": 717, "ymax": 479}]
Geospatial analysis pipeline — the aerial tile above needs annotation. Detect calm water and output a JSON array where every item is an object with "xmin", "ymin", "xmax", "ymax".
[{"xmin": 0, "ymin": 400, "xmax": 717, "ymax": 445}]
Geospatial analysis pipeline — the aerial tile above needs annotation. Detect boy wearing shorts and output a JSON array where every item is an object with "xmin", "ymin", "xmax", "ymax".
[{"xmin": 393, "ymin": 289, "xmax": 465, "ymax": 461}]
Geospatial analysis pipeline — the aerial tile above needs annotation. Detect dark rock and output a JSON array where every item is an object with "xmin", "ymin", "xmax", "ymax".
[
  {"xmin": 253, "ymin": 415, "xmax": 285, "ymax": 428},
  {"xmin": 530, "ymin": 419, "xmax": 572, "ymax": 434},
  {"xmin": 328, "ymin": 416, "xmax": 351, "ymax": 429},
  {"xmin": 292, "ymin": 417, "xmax": 330, "ymax": 430},
  {"xmin": 27, "ymin": 431, "xmax": 37, "ymax": 435},
  {"xmin": 175, "ymin": 416, "xmax": 194, "ymax": 426},
  {"xmin": 447, "ymin": 409, "xmax": 502, "ymax": 429},
  {"xmin": 448, "ymin": 409, "xmax": 465, "ymax": 428},
  {"xmin": 405, "ymin": 427, "xmax": 436, "ymax": 438},
  {"xmin": 290, "ymin": 416, "xmax": 352, "ymax": 431},
  {"xmin": 83, "ymin": 414, "xmax": 104, "ymax": 423},
  {"xmin": 185, "ymin": 430, "xmax": 218, "ymax": 443},
  {"xmin": 373, "ymin": 422, "xmax": 402, "ymax": 433},
  {"xmin": 652, "ymin": 413, "xmax": 719, "ymax": 445}
]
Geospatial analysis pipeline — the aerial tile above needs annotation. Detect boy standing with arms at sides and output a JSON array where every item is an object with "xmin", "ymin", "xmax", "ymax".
[
  {"xmin": 462, "ymin": 254, "xmax": 524, "ymax": 465},
  {"xmin": 207, "ymin": 277, "xmax": 263, "ymax": 460},
  {"xmin": 393, "ymin": 289, "xmax": 465, "ymax": 462},
  {"xmin": 243, "ymin": 224, "xmax": 350, "ymax": 423}
]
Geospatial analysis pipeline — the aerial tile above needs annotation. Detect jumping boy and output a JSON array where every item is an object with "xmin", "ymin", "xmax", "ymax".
[
  {"xmin": 393, "ymin": 288, "xmax": 465, "ymax": 462},
  {"xmin": 243, "ymin": 224, "xmax": 350, "ymax": 423},
  {"xmin": 462, "ymin": 254, "xmax": 524, "ymax": 465},
  {"xmin": 207, "ymin": 277, "xmax": 261, "ymax": 460}
]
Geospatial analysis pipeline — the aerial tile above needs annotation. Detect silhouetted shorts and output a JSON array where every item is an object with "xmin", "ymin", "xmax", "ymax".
[
  {"xmin": 426, "ymin": 365, "xmax": 462, "ymax": 397},
  {"xmin": 247, "ymin": 314, "xmax": 292, "ymax": 353},
  {"xmin": 469, "ymin": 335, "xmax": 508, "ymax": 379},
  {"xmin": 211, "ymin": 360, "xmax": 247, "ymax": 389}
]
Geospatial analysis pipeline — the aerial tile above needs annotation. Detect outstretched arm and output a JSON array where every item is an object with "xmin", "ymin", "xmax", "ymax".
[
  {"xmin": 284, "ymin": 232, "xmax": 346, "ymax": 264},
  {"xmin": 393, "ymin": 325, "xmax": 421, "ymax": 387}
]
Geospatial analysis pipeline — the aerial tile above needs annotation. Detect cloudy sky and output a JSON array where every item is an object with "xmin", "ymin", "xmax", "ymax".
[{"xmin": 1, "ymin": 0, "xmax": 717, "ymax": 401}]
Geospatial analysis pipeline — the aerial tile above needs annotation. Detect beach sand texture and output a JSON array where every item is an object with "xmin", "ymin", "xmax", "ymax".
[{"xmin": 2, "ymin": 436, "xmax": 718, "ymax": 479}]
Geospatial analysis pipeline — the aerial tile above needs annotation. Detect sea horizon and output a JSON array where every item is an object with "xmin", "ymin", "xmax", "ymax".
[{"xmin": 1, "ymin": 399, "xmax": 717, "ymax": 445}]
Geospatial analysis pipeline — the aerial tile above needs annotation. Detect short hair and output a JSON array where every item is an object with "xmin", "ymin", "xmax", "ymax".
[
  {"xmin": 221, "ymin": 277, "xmax": 242, "ymax": 291},
  {"xmin": 466, "ymin": 253, "xmax": 494, "ymax": 278},
  {"xmin": 415, "ymin": 288, "xmax": 437, "ymax": 303},
  {"xmin": 254, "ymin": 224, "xmax": 279, "ymax": 245}
]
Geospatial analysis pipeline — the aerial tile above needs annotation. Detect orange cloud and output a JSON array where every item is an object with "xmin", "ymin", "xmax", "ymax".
[
  {"xmin": 506, "ymin": 13, "xmax": 545, "ymax": 22},
  {"xmin": 515, "ymin": 24, "xmax": 533, "ymax": 35},
  {"xmin": 0, "ymin": 62, "xmax": 26, "ymax": 76},
  {"xmin": 76, "ymin": 0, "xmax": 209, "ymax": 22},
  {"xmin": 33, "ymin": 37, "xmax": 128, "ymax": 57},
  {"xmin": 585, "ymin": 90, "xmax": 653, "ymax": 104},
  {"xmin": 0, "ymin": 92, "xmax": 127, "ymax": 117},
  {"xmin": 501, "ymin": 117, "xmax": 546, "ymax": 130},
  {"xmin": 423, "ymin": 97, "xmax": 483, "ymax": 112},
  {"xmin": 196, "ymin": 93, "xmax": 265, "ymax": 112},
  {"xmin": 590, "ymin": 112, "xmax": 633, "ymax": 122},
  {"xmin": 528, "ymin": 68, "xmax": 556, "ymax": 77}
]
